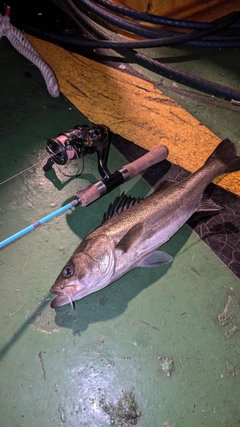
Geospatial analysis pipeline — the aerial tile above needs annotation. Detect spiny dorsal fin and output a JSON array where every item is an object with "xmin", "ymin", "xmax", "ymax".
[{"xmin": 102, "ymin": 192, "xmax": 143, "ymax": 223}]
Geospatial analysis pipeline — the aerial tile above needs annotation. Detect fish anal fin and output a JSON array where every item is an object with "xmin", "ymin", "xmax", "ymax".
[
  {"xmin": 197, "ymin": 196, "xmax": 223, "ymax": 212},
  {"xmin": 138, "ymin": 251, "xmax": 173, "ymax": 267},
  {"xmin": 116, "ymin": 222, "xmax": 144, "ymax": 253}
]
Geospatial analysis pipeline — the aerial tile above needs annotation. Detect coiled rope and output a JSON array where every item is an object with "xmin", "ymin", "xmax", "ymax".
[{"xmin": 0, "ymin": 11, "xmax": 59, "ymax": 97}]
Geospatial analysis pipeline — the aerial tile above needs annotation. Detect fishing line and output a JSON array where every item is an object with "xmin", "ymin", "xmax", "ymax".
[
  {"xmin": 49, "ymin": 146, "xmax": 85, "ymax": 178},
  {"xmin": 0, "ymin": 147, "xmax": 84, "ymax": 186},
  {"xmin": 0, "ymin": 291, "xmax": 51, "ymax": 320},
  {"xmin": 0, "ymin": 159, "xmax": 46, "ymax": 186}
]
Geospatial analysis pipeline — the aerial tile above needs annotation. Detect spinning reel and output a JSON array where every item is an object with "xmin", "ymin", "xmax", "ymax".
[{"xmin": 43, "ymin": 124, "xmax": 111, "ymax": 179}]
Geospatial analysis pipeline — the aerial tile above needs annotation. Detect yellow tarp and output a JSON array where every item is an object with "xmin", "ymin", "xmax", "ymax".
[{"xmin": 27, "ymin": 35, "xmax": 240, "ymax": 195}]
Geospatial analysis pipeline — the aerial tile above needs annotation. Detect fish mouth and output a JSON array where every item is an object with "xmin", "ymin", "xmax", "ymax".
[
  {"xmin": 50, "ymin": 284, "xmax": 77, "ymax": 309},
  {"xmin": 51, "ymin": 293, "xmax": 72, "ymax": 309}
]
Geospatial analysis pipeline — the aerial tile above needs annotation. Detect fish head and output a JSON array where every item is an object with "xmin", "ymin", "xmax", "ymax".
[{"xmin": 50, "ymin": 234, "xmax": 116, "ymax": 308}]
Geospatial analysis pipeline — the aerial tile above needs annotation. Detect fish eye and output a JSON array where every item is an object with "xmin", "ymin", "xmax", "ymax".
[{"xmin": 63, "ymin": 265, "xmax": 74, "ymax": 278}]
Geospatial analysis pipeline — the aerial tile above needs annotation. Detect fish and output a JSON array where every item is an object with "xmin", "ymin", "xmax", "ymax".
[{"xmin": 50, "ymin": 138, "xmax": 240, "ymax": 309}]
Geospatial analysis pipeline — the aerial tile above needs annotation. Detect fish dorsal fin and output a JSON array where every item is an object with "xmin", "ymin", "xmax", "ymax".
[
  {"xmin": 116, "ymin": 222, "xmax": 144, "ymax": 253},
  {"xmin": 102, "ymin": 192, "xmax": 143, "ymax": 223},
  {"xmin": 197, "ymin": 196, "xmax": 223, "ymax": 212}
]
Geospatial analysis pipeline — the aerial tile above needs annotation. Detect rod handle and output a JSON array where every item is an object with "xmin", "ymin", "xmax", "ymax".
[
  {"xmin": 122, "ymin": 145, "xmax": 168, "ymax": 179},
  {"xmin": 77, "ymin": 145, "xmax": 168, "ymax": 206}
]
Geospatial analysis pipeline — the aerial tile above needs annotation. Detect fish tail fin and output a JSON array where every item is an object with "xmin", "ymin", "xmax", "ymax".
[{"xmin": 205, "ymin": 138, "xmax": 240, "ymax": 174}]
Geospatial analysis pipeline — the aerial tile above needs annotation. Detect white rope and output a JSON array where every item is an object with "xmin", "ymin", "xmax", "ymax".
[{"xmin": 0, "ymin": 13, "xmax": 59, "ymax": 97}]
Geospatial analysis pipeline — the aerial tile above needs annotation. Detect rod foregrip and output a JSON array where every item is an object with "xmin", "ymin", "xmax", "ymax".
[
  {"xmin": 75, "ymin": 182, "xmax": 103, "ymax": 207},
  {"xmin": 120, "ymin": 145, "xmax": 168, "ymax": 179},
  {"xmin": 76, "ymin": 145, "xmax": 168, "ymax": 207}
]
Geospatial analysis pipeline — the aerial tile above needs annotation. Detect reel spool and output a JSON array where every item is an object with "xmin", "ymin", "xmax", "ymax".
[{"xmin": 43, "ymin": 124, "xmax": 111, "ymax": 178}]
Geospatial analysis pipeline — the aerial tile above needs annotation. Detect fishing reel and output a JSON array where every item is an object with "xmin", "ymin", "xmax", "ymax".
[{"xmin": 43, "ymin": 124, "xmax": 111, "ymax": 178}]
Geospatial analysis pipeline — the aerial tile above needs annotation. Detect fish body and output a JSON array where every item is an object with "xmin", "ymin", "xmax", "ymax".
[{"xmin": 50, "ymin": 139, "xmax": 240, "ymax": 308}]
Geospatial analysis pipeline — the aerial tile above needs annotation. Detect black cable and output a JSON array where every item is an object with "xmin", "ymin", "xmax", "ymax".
[
  {"xmin": 74, "ymin": 0, "xmax": 171, "ymax": 40},
  {"xmin": 16, "ymin": 16, "xmax": 240, "ymax": 49},
  {"xmin": 15, "ymin": 19, "xmax": 240, "ymax": 49},
  {"xmin": 93, "ymin": 0, "xmax": 240, "ymax": 30},
  {"xmin": 185, "ymin": 39, "xmax": 240, "ymax": 48},
  {"xmin": 63, "ymin": 0, "xmax": 240, "ymax": 101},
  {"xmin": 11, "ymin": 0, "xmax": 240, "ymax": 48},
  {"xmin": 70, "ymin": 0, "xmax": 240, "ymax": 48},
  {"xmin": 11, "ymin": 0, "xmax": 240, "ymax": 100},
  {"xmin": 130, "ymin": 50, "xmax": 240, "ymax": 101},
  {"xmin": 74, "ymin": 0, "xmax": 240, "ymax": 42}
]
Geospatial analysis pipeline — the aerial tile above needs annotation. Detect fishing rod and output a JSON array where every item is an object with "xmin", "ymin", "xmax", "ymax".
[{"xmin": 0, "ymin": 123, "xmax": 168, "ymax": 249}]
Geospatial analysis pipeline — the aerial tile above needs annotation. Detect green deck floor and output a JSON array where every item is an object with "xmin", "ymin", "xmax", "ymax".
[{"xmin": 0, "ymin": 40, "xmax": 240, "ymax": 427}]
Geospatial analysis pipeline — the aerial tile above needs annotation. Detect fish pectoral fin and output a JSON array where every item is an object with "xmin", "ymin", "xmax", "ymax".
[
  {"xmin": 197, "ymin": 196, "xmax": 223, "ymax": 212},
  {"xmin": 116, "ymin": 222, "xmax": 144, "ymax": 253},
  {"xmin": 138, "ymin": 251, "xmax": 173, "ymax": 267}
]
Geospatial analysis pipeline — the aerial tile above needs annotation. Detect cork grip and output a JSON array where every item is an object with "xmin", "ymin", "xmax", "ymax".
[
  {"xmin": 76, "ymin": 145, "xmax": 168, "ymax": 207},
  {"xmin": 75, "ymin": 183, "xmax": 103, "ymax": 207},
  {"xmin": 121, "ymin": 145, "xmax": 168, "ymax": 179}
]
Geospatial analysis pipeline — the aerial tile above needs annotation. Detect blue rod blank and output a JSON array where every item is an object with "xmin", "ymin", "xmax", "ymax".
[{"xmin": 0, "ymin": 200, "xmax": 79, "ymax": 249}]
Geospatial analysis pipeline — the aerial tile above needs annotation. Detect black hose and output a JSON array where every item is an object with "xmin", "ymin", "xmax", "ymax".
[
  {"xmin": 74, "ymin": 0, "xmax": 240, "ymax": 43},
  {"xmin": 74, "ymin": 0, "xmax": 169, "ymax": 40},
  {"xmin": 16, "ymin": 18, "xmax": 240, "ymax": 49},
  {"xmin": 185, "ymin": 39, "xmax": 240, "ymax": 48},
  {"xmin": 71, "ymin": 0, "xmax": 240, "ymax": 49},
  {"xmin": 17, "ymin": 15, "xmax": 240, "ymax": 49},
  {"xmin": 93, "ymin": 0, "xmax": 240, "ymax": 30},
  {"xmin": 12, "ymin": 0, "xmax": 240, "ymax": 100},
  {"xmin": 130, "ymin": 50, "xmax": 240, "ymax": 101},
  {"xmin": 11, "ymin": 0, "xmax": 240, "ymax": 48},
  {"xmin": 63, "ymin": 0, "xmax": 240, "ymax": 101}
]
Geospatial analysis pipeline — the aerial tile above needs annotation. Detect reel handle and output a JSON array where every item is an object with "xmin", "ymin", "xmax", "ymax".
[{"xmin": 76, "ymin": 145, "xmax": 168, "ymax": 207}]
